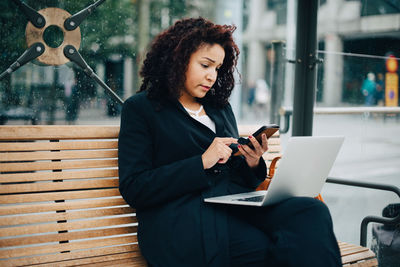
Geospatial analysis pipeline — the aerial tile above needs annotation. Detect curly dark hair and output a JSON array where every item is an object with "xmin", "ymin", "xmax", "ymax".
[{"xmin": 138, "ymin": 17, "xmax": 239, "ymax": 107}]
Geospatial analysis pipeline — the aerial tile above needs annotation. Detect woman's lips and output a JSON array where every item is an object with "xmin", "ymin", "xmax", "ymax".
[{"xmin": 201, "ymin": 85, "xmax": 211, "ymax": 91}]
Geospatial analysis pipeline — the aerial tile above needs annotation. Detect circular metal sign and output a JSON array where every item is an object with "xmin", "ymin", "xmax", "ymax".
[{"xmin": 26, "ymin": 7, "xmax": 81, "ymax": 66}]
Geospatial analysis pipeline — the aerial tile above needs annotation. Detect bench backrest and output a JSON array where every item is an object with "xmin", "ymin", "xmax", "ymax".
[
  {"xmin": 0, "ymin": 125, "xmax": 280, "ymax": 266},
  {"xmin": 0, "ymin": 126, "xmax": 145, "ymax": 266}
]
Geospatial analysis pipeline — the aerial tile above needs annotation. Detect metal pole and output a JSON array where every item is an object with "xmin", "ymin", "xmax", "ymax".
[
  {"xmin": 269, "ymin": 41, "xmax": 285, "ymax": 125},
  {"xmin": 292, "ymin": 0, "xmax": 319, "ymax": 136}
]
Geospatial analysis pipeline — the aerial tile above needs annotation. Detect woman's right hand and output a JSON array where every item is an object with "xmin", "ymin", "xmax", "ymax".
[{"xmin": 202, "ymin": 137, "xmax": 237, "ymax": 169}]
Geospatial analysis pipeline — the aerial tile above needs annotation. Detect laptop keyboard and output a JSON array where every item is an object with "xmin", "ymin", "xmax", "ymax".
[{"xmin": 236, "ymin": 195, "xmax": 264, "ymax": 202}]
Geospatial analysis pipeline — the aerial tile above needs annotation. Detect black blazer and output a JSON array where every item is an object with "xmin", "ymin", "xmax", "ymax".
[{"xmin": 118, "ymin": 91, "xmax": 267, "ymax": 266}]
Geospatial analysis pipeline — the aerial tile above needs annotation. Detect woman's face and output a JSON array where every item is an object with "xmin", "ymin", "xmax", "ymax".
[{"xmin": 181, "ymin": 43, "xmax": 225, "ymax": 101}]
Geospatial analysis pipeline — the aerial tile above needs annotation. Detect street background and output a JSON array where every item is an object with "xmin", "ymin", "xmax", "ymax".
[{"xmin": 244, "ymin": 110, "xmax": 400, "ymax": 246}]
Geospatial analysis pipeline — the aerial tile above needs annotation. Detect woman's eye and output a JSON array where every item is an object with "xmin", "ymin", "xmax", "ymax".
[{"xmin": 201, "ymin": 64, "xmax": 209, "ymax": 68}]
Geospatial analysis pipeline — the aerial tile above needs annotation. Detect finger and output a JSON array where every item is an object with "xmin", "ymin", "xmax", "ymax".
[
  {"xmin": 218, "ymin": 151, "xmax": 231, "ymax": 163},
  {"xmin": 218, "ymin": 156, "xmax": 230, "ymax": 164},
  {"xmin": 238, "ymin": 144, "xmax": 257, "ymax": 159},
  {"xmin": 237, "ymin": 145, "xmax": 247, "ymax": 156},
  {"xmin": 248, "ymin": 136, "xmax": 263, "ymax": 155},
  {"xmin": 261, "ymin": 134, "xmax": 269, "ymax": 152},
  {"xmin": 223, "ymin": 144, "xmax": 232, "ymax": 154},
  {"xmin": 219, "ymin": 137, "xmax": 238, "ymax": 145},
  {"xmin": 216, "ymin": 145, "xmax": 232, "ymax": 162}
]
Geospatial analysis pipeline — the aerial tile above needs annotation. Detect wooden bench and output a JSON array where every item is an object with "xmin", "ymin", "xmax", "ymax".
[{"xmin": 0, "ymin": 125, "xmax": 377, "ymax": 266}]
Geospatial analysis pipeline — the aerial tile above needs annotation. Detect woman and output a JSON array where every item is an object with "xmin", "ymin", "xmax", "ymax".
[{"xmin": 118, "ymin": 17, "xmax": 341, "ymax": 267}]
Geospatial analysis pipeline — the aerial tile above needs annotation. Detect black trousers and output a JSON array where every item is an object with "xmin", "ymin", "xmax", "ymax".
[{"xmin": 227, "ymin": 197, "xmax": 342, "ymax": 267}]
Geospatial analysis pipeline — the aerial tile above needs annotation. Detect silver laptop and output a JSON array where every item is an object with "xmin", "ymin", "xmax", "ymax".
[{"xmin": 204, "ymin": 136, "xmax": 344, "ymax": 207}]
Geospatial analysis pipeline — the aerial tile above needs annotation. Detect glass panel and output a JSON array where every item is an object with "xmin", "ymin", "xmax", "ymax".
[
  {"xmin": 313, "ymin": 49, "xmax": 400, "ymax": 246},
  {"xmin": 257, "ymin": 1, "xmax": 400, "ymax": 262},
  {"xmin": 0, "ymin": 0, "xmax": 216, "ymax": 125},
  {"xmin": 0, "ymin": 0, "xmax": 288, "ymax": 126},
  {"xmin": 312, "ymin": 1, "xmax": 400, "ymax": 257}
]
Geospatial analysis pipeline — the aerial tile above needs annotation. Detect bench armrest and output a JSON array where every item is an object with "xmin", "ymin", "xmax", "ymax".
[{"xmin": 326, "ymin": 177, "xmax": 400, "ymax": 247}]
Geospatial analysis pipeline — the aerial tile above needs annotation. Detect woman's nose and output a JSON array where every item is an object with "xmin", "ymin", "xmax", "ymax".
[{"xmin": 206, "ymin": 69, "xmax": 217, "ymax": 82}]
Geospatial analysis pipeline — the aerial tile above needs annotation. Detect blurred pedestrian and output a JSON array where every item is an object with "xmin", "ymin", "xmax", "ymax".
[
  {"xmin": 361, "ymin": 72, "xmax": 376, "ymax": 106},
  {"xmin": 247, "ymin": 81, "xmax": 256, "ymax": 107},
  {"xmin": 254, "ymin": 79, "xmax": 269, "ymax": 117},
  {"xmin": 65, "ymin": 78, "xmax": 80, "ymax": 124}
]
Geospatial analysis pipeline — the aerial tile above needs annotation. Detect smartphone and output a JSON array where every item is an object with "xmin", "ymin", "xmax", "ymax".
[{"xmin": 232, "ymin": 124, "xmax": 279, "ymax": 156}]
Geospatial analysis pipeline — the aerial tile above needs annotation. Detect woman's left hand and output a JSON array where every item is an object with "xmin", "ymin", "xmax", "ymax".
[{"xmin": 237, "ymin": 134, "xmax": 269, "ymax": 168}]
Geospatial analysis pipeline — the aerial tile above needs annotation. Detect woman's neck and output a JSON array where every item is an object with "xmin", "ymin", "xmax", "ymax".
[{"xmin": 178, "ymin": 94, "xmax": 201, "ymax": 110}]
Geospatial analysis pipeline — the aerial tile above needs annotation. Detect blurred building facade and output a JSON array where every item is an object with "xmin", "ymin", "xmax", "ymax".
[{"xmin": 243, "ymin": 0, "xmax": 400, "ymax": 106}]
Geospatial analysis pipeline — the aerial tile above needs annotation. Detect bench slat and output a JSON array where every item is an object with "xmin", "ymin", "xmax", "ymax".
[
  {"xmin": 341, "ymin": 250, "xmax": 377, "ymax": 265},
  {"xmin": 339, "ymin": 243, "xmax": 355, "ymax": 249},
  {"xmin": 0, "ymin": 216, "xmax": 137, "ymax": 238},
  {"xmin": 340, "ymin": 247, "xmax": 369, "ymax": 255},
  {"xmin": 0, "ymin": 159, "xmax": 117, "ymax": 172},
  {"xmin": 0, "ymin": 206, "xmax": 134, "ymax": 226},
  {"xmin": 1, "ymin": 226, "xmax": 137, "ymax": 247},
  {"xmin": 1, "ymin": 235, "xmax": 137, "ymax": 258},
  {"xmin": 0, "ymin": 197, "xmax": 128, "ymax": 216},
  {"xmin": 262, "ymin": 145, "xmax": 281, "ymax": 153},
  {"xmin": 0, "ymin": 125, "xmax": 119, "ymax": 140},
  {"xmin": 267, "ymin": 136, "xmax": 280, "ymax": 143},
  {"xmin": 1, "ymin": 150, "xmax": 117, "ymax": 162},
  {"xmin": 2, "ymin": 244, "xmax": 141, "ymax": 267},
  {"xmin": 1, "ymin": 178, "xmax": 119, "ymax": 194},
  {"xmin": 338, "ymin": 242, "xmax": 377, "ymax": 265},
  {"xmin": 0, "ymin": 140, "xmax": 118, "ymax": 152},
  {"xmin": 74, "ymin": 255, "xmax": 147, "ymax": 267},
  {"xmin": 0, "ymin": 188, "xmax": 120, "ymax": 204},
  {"xmin": 0, "ymin": 169, "xmax": 118, "ymax": 183}
]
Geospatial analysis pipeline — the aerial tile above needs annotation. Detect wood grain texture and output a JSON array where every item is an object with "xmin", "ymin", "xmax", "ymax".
[
  {"xmin": 0, "ymin": 140, "xmax": 117, "ymax": 152},
  {"xmin": 0, "ymin": 178, "xmax": 119, "ymax": 194},
  {"xmin": 0, "ymin": 159, "xmax": 118, "ymax": 172},
  {"xmin": 0, "ymin": 188, "xmax": 120, "ymax": 204},
  {"xmin": 2, "ymin": 149, "xmax": 117, "ymax": 162},
  {"xmin": 0, "ymin": 125, "xmax": 119, "ymax": 140},
  {"xmin": 1, "ymin": 226, "xmax": 137, "ymax": 247},
  {"xmin": 2, "ymin": 245, "xmax": 141, "ymax": 267},
  {"xmin": 1, "ymin": 235, "xmax": 138, "ymax": 258},
  {"xmin": 0, "ymin": 216, "xmax": 137, "ymax": 238},
  {"xmin": 0, "ymin": 197, "xmax": 128, "ymax": 215},
  {"xmin": 0, "ymin": 169, "xmax": 118, "ymax": 183},
  {"xmin": 0, "ymin": 206, "xmax": 134, "ymax": 226}
]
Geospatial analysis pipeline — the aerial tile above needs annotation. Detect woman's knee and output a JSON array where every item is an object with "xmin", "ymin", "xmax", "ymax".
[
  {"xmin": 285, "ymin": 197, "xmax": 329, "ymax": 212},
  {"xmin": 282, "ymin": 197, "xmax": 333, "ymax": 224}
]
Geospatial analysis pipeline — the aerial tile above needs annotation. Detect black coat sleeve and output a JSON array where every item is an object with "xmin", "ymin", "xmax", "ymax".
[
  {"xmin": 118, "ymin": 97, "xmax": 212, "ymax": 210},
  {"xmin": 230, "ymin": 155, "xmax": 267, "ymax": 188}
]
